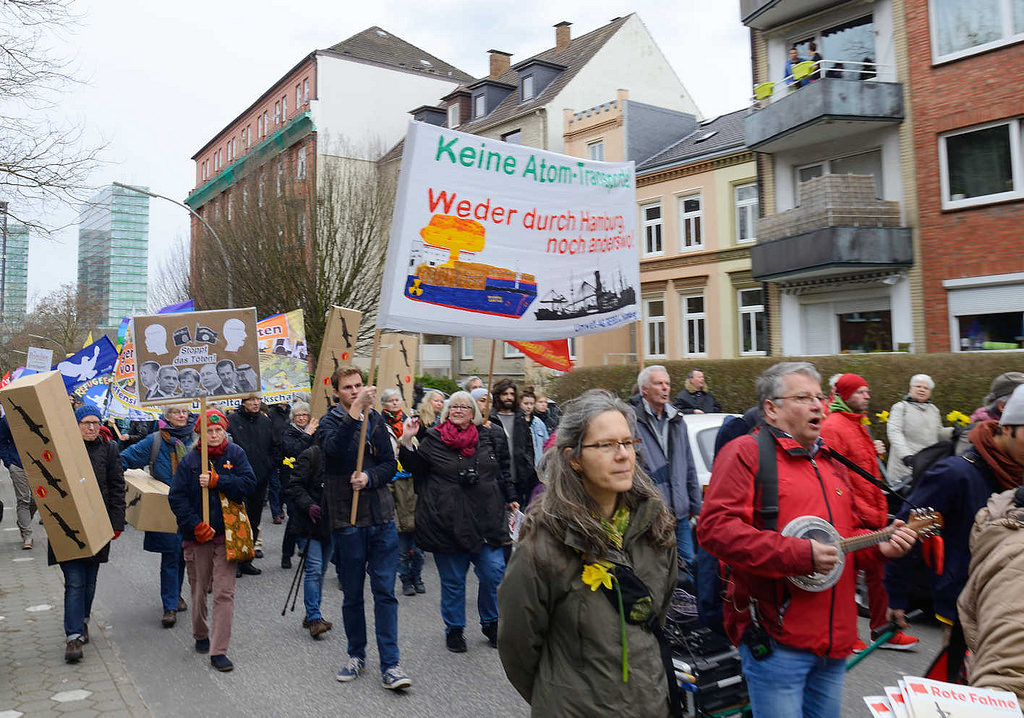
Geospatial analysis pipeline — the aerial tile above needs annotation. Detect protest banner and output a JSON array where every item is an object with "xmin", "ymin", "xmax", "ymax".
[
  {"xmin": 377, "ymin": 333, "xmax": 418, "ymax": 410},
  {"xmin": 53, "ymin": 336, "xmax": 118, "ymax": 393},
  {"xmin": 377, "ymin": 121, "xmax": 640, "ymax": 341},
  {"xmin": 508, "ymin": 339, "xmax": 573, "ymax": 372},
  {"xmin": 311, "ymin": 306, "xmax": 362, "ymax": 419},
  {"xmin": 132, "ymin": 308, "xmax": 260, "ymax": 405},
  {"xmin": 26, "ymin": 347, "xmax": 53, "ymax": 372},
  {"xmin": 257, "ymin": 309, "xmax": 311, "ymax": 405},
  {"xmin": 107, "ymin": 323, "xmax": 159, "ymax": 419}
]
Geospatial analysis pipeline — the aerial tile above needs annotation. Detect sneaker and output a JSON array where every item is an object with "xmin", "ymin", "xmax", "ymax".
[
  {"xmin": 65, "ymin": 638, "xmax": 83, "ymax": 663},
  {"xmin": 309, "ymin": 618, "xmax": 331, "ymax": 639},
  {"xmin": 178, "ymin": 596, "xmax": 188, "ymax": 612},
  {"xmin": 195, "ymin": 638, "xmax": 210, "ymax": 654},
  {"xmin": 402, "ymin": 583, "xmax": 416, "ymax": 596},
  {"xmin": 877, "ymin": 631, "xmax": 919, "ymax": 651},
  {"xmin": 21, "ymin": 538, "xmax": 33, "ymax": 550},
  {"xmin": 481, "ymin": 622, "xmax": 498, "ymax": 649},
  {"xmin": 414, "ymin": 580, "xmax": 425, "ymax": 594},
  {"xmin": 446, "ymin": 628, "xmax": 467, "ymax": 653},
  {"xmin": 851, "ymin": 638, "xmax": 867, "ymax": 654},
  {"xmin": 382, "ymin": 665, "xmax": 412, "ymax": 691},
  {"xmin": 210, "ymin": 654, "xmax": 234, "ymax": 672},
  {"xmin": 336, "ymin": 656, "xmax": 364, "ymax": 682},
  {"xmin": 161, "ymin": 610, "xmax": 177, "ymax": 628}
]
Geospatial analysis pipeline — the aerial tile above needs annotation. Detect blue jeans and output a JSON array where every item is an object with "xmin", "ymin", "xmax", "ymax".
[
  {"xmin": 60, "ymin": 560, "xmax": 100, "ymax": 640},
  {"xmin": 675, "ymin": 520, "xmax": 695, "ymax": 576},
  {"xmin": 333, "ymin": 522, "xmax": 400, "ymax": 672},
  {"xmin": 739, "ymin": 642, "xmax": 846, "ymax": 718},
  {"xmin": 299, "ymin": 536, "xmax": 333, "ymax": 621},
  {"xmin": 397, "ymin": 531, "xmax": 424, "ymax": 586},
  {"xmin": 160, "ymin": 549, "xmax": 185, "ymax": 612},
  {"xmin": 433, "ymin": 545, "xmax": 506, "ymax": 631}
]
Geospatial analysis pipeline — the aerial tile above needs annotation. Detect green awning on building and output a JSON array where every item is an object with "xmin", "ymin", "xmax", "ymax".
[{"xmin": 185, "ymin": 111, "xmax": 316, "ymax": 209}]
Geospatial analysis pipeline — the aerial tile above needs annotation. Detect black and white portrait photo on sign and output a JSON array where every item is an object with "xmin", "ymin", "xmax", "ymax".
[{"xmin": 133, "ymin": 308, "xmax": 260, "ymax": 405}]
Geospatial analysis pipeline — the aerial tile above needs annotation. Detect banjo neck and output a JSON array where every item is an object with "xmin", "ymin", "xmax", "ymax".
[
  {"xmin": 840, "ymin": 510, "xmax": 943, "ymax": 555},
  {"xmin": 839, "ymin": 526, "xmax": 896, "ymax": 555}
]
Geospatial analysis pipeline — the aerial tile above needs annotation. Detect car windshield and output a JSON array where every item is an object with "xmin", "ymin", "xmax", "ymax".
[{"xmin": 696, "ymin": 427, "xmax": 718, "ymax": 471}]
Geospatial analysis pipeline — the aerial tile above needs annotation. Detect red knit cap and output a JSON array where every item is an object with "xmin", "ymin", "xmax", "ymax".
[
  {"xmin": 193, "ymin": 408, "xmax": 229, "ymax": 433},
  {"xmin": 834, "ymin": 373, "xmax": 868, "ymax": 401}
]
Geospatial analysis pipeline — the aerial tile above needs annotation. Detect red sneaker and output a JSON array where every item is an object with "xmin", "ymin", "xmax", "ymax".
[
  {"xmin": 851, "ymin": 639, "xmax": 867, "ymax": 654},
  {"xmin": 878, "ymin": 631, "xmax": 918, "ymax": 651}
]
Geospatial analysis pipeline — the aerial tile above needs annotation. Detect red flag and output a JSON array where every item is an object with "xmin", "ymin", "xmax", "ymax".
[
  {"xmin": 0, "ymin": 371, "xmax": 9, "ymax": 389},
  {"xmin": 508, "ymin": 340, "xmax": 572, "ymax": 372}
]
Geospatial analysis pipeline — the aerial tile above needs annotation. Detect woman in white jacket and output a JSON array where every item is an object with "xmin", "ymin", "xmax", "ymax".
[{"xmin": 886, "ymin": 374, "xmax": 952, "ymax": 486}]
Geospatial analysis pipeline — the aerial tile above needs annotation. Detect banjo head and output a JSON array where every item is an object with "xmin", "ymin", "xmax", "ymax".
[{"xmin": 781, "ymin": 515, "xmax": 845, "ymax": 592}]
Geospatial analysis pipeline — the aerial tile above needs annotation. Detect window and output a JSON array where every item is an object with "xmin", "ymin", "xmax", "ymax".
[
  {"xmin": 227, "ymin": 141, "xmax": 232, "ymax": 163},
  {"xmin": 303, "ymin": 78, "xmax": 309, "ymax": 104},
  {"xmin": 681, "ymin": 294, "xmax": 707, "ymax": 356},
  {"xmin": 735, "ymin": 183, "xmax": 758, "ymax": 243},
  {"xmin": 644, "ymin": 297, "xmax": 666, "ymax": 357},
  {"xmin": 258, "ymin": 175, "xmax": 265, "ymax": 207},
  {"xmin": 502, "ymin": 130, "xmax": 521, "ymax": 145},
  {"xmin": 296, "ymin": 147, "xmax": 307, "ymax": 179},
  {"xmin": 504, "ymin": 342, "xmax": 524, "ymax": 359},
  {"xmin": 297, "ymin": 213, "xmax": 306, "ymax": 241},
  {"xmin": 641, "ymin": 203, "xmax": 663, "ymax": 256},
  {"xmin": 679, "ymin": 195, "xmax": 703, "ymax": 250},
  {"xmin": 792, "ymin": 16, "xmax": 875, "ymax": 80},
  {"xmin": 245, "ymin": 126, "xmax": 251, "ymax": 149},
  {"xmin": 242, "ymin": 185, "xmax": 248, "ymax": 211},
  {"xmin": 296, "ymin": 84, "xmax": 301, "ymax": 108},
  {"xmin": 940, "ymin": 120, "xmax": 1022, "ymax": 208},
  {"xmin": 956, "ymin": 311, "xmax": 1024, "ymax": 350},
  {"xmin": 448, "ymin": 104, "xmax": 459, "ymax": 128},
  {"xmin": 276, "ymin": 162, "xmax": 284, "ymax": 196},
  {"xmin": 275, "ymin": 101, "xmax": 281, "ymax": 125},
  {"xmin": 227, "ymin": 195, "xmax": 233, "ymax": 221},
  {"xmin": 460, "ymin": 337, "xmax": 474, "ymax": 360},
  {"xmin": 567, "ymin": 337, "xmax": 576, "ymax": 360},
  {"xmin": 739, "ymin": 288, "xmax": 766, "ymax": 355},
  {"xmin": 522, "ymin": 74, "xmax": 535, "ymax": 101},
  {"xmin": 474, "ymin": 94, "xmax": 486, "ymax": 118},
  {"xmin": 587, "ymin": 141, "xmax": 605, "ymax": 161},
  {"xmin": 930, "ymin": 0, "xmax": 1024, "ymax": 62},
  {"xmin": 838, "ymin": 310, "xmax": 892, "ymax": 352}
]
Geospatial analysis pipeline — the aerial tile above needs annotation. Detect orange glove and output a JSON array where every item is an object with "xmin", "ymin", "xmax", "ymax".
[
  {"xmin": 208, "ymin": 467, "xmax": 219, "ymax": 489},
  {"xmin": 194, "ymin": 522, "xmax": 215, "ymax": 543},
  {"xmin": 113, "ymin": 530, "xmax": 122, "ymax": 540}
]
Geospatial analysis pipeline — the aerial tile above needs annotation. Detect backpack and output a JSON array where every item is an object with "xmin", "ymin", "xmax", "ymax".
[{"xmin": 904, "ymin": 427, "xmax": 964, "ymax": 495}]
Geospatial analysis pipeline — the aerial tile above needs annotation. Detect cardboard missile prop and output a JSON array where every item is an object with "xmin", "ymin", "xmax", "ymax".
[
  {"xmin": 311, "ymin": 307, "xmax": 362, "ymax": 419},
  {"xmin": 376, "ymin": 333, "xmax": 419, "ymax": 410}
]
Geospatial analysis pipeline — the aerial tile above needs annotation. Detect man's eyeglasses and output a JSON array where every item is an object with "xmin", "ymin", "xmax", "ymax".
[
  {"xmin": 771, "ymin": 394, "xmax": 827, "ymax": 406},
  {"xmin": 581, "ymin": 439, "xmax": 641, "ymax": 453}
]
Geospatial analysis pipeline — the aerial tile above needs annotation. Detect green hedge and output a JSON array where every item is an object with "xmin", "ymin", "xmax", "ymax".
[
  {"xmin": 549, "ymin": 354, "xmax": 1024, "ymax": 439},
  {"xmin": 416, "ymin": 374, "xmax": 460, "ymax": 396}
]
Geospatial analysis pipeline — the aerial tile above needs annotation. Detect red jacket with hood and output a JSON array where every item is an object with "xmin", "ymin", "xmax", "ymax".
[
  {"xmin": 697, "ymin": 428, "xmax": 884, "ymax": 658},
  {"xmin": 820, "ymin": 410, "xmax": 888, "ymax": 529}
]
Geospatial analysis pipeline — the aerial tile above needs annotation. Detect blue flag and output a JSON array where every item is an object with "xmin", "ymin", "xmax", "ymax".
[
  {"xmin": 53, "ymin": 336, "xmax": 119, "ymax": 393},
  {"xmin": 158, "ymin": 299, "xmax": 195, "ymax": 314}
]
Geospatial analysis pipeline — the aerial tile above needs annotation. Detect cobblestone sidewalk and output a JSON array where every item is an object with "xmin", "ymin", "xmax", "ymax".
[{"xmin": 0, "ymin": 467, "xmax": 150, "ymax": 718}]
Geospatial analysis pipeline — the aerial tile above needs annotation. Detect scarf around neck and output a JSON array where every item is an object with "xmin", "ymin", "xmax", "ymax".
[
  {"xmin": 969, "ymin": 420, "xmax": 1024, "ymax": 491},
  {"xmin": 437, "ymin": 420, "xmax": 478, "ymax": 457}
]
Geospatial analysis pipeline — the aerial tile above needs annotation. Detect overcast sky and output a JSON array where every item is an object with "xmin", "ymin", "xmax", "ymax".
[{"xmin": 24, "ymin": 0, "xmax": 751, "ymax": 306}]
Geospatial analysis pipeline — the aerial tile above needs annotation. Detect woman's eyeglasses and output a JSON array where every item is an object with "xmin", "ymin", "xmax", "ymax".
[
  {"xmin": 449, "ymin": 405, "xmax": 474, "ymax": 411},
  {"xmin": 581, "ymin": 439, "xmax": 641, "ymax": 453}
]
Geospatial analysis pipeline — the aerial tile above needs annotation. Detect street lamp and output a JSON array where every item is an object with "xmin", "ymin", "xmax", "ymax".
[
  {"xmin": 112, "ymin": 181, "xmax": 233, "ymax": 308},
  {"xmin": 28, "ymin": 333, "xmax": 66, "ymax": 356}
]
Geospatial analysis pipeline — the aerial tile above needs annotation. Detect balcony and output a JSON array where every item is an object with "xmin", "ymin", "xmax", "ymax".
[
  {"xmin": 750, "ymin": 174, "xmax": 912, "ymax": 281},
  {"xmin": 741, "ymin": 0, "xmax": 851, "ymax": 30},
  {"xmin": 745, "ymin": 77, "xmax": 903, "ymax": 153}
]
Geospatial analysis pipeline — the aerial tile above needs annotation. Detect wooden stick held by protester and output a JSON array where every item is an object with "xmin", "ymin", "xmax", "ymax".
[{"xmin": 349, "ymin": 329, "xmax": 382, "ymax": 525}]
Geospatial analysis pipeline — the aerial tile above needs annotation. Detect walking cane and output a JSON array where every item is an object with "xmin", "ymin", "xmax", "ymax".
[{"xmin": 281, "ymin": 539, "xmax": 310, "ymax": 616}]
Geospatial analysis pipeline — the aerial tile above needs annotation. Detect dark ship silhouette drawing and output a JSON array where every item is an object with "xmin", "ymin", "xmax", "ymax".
[{"xmin": 534, "ymin": 269, "xmax": 636, "ymax": 321}]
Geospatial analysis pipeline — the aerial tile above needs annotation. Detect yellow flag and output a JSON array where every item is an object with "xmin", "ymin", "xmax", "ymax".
[{"xmin": 83, "ymin": 331, "xmax": 93, "ymax": 348}]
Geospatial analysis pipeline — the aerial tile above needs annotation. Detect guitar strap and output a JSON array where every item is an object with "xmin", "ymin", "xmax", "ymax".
[
  {"xmin": 754, "ymin": 426, "xmax": 780, "ymax": 531},
  {"xmin": 828, "ymin": 447, "xmax": 915, "ymax": 508}
]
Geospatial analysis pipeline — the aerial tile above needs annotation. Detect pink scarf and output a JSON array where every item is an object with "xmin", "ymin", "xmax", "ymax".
[{"xmin": 437, "ymin": 420, "xmax": 478, "ymax": 458}]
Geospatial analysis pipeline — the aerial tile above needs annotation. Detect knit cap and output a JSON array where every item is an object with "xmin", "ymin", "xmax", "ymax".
[
  {"xmin": 834, "ymin": 373, "xmax": 868, "ymax": 401},
  {"xmin": 999, "ymin": 384, "xmax": 1024, "ymax": 426},
  {"xmin": 74, "ymin": 405, "xmax": 102, "ymax": 423},
  {"xmin": 193, "ymin": 408, "xmax": 229, "ymax": 433},
  {"xmin": 470, "ymin": 388, "xmax": 489, "ymax": 402},
  {"xmin": 985, "ymin": 372, "xmax": 1024, "ymax": 406}
]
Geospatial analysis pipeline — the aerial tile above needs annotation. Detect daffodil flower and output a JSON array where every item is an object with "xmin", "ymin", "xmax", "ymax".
[
  {"xmin": 946, "ymin": 410, "xmax": 970, "ymax": 427},
  {"xmin": 875, "ymin": 410, "xmax": 890, "ymax": 424},
  {"xmin": 282, "ymin": 456, "xmax": 296, "ymax": 469},
  {"xmin": 581, "ymin": 563, "xmax": 613, "ymax": 592}
]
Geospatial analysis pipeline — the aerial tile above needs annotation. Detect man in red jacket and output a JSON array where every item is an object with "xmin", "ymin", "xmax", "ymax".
[
  {"xmin": 698, "ymin": 362, "xmax": 917, "ymax": 718},
  {"xmin": 821, "ymin": 373, "xmax": 918, "ymax": 652}
]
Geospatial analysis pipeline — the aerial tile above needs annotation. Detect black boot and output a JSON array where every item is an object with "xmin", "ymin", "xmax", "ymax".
[{"xmin": 446, "ymin": 628, "xmax": 467, "ymax": 653}]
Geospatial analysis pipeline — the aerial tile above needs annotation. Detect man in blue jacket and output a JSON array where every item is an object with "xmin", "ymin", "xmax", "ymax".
[
  {"xmin": 319, "ymin": 366, "xmax": 410, "ymax": 691},
  {"xmin": 631, "ymin": 365, "xmax": 702, "ymax": 574}
]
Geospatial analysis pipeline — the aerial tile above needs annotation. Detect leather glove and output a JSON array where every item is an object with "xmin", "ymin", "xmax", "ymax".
[
  {"xmin": 903, "ymin": 455, "xmax": 915, "ymax": 468},
  {"xmin": 194, "ymin": 522, "xmax": 215, "ymax": 543},
  {"xmin": 308, "ymin": 504, "xmax": 322, "ymax": 523}
]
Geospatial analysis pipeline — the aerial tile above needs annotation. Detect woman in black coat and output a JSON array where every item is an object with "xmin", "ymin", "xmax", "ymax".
[
  {"xmin": 397, "ymin": 391, "xmax": 518, "ymax": 653},
  {"xmin": 279, "ymin": 401, "xmax": 318, "ymax": 568},
  {"xmin": 54, "ymin": 406, "xmax": 126, "ymax": 663}
]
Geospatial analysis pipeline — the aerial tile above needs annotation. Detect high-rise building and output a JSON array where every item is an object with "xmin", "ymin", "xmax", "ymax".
[
  {"xmin": 77, "ymin": 184, "xmax": 150, "ymax": 329},
  {"xmin": 0, "ymin": 204, "xmax": 29, "ymax": 326}
]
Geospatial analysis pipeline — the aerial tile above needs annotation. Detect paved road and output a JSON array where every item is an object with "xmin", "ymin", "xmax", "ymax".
[{"xmin": 2, "ymin": 465, "xmax": 946, "ymax": 716}]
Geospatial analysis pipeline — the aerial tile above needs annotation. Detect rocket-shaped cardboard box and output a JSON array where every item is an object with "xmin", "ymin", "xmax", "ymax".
[
  {"xmin": 124, "ymin": 469, "xmax": 178, "ymax": 533},
  {"xmin": 0, "ymin": 371, "xmax": 113, "ymax": 561}
]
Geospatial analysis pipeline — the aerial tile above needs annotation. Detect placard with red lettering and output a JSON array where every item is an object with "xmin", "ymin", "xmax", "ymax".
[
  {"xmin": 901, "ymin": 675, "xmax": 1022, "ymax": 717},
  {"xmin": 377, "ymin": 121, "xmax": 639, "ymax": 340}
]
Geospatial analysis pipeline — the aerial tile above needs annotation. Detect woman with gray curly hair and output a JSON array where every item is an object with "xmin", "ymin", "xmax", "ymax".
[
  {"xmin": 497, "ymin": 389, "xmax": 678, "ymax": 717},
  {"xmin": 886, "ymin": 374, "xmax": 953, "ymax": 486}
]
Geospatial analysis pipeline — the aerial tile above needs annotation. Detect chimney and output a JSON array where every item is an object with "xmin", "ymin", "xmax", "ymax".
[
  {"xmin": 488, "ymin": 49, "xmax": 512, "ymax": 79},
  {"xmin": 554, "ymin": 21, "xmax": 572, "ymax": 51}
]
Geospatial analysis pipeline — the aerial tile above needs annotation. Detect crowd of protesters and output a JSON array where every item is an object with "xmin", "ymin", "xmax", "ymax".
[{"xmin": 3, "ymin": 362, "xmax": 1024, "ymax": 713}]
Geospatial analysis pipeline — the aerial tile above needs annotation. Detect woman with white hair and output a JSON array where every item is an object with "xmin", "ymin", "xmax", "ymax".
[
  {"xmin": 886, "ymin": 374, "xmax": 953, "ymax": 486},
  {"xmin": 398, "ymin": 391, "xmax": 518, "ymax": 652}
]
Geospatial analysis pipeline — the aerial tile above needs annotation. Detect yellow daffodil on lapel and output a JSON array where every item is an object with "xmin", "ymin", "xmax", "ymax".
[
  {"xmin": 875, "ymin": 410, "xmax": 890, "ymax": 424},
  {"xmin": 282, "ymin": 456, "xmax": 296, "ymax": 469},
  {"xmin": 581, "ymin": 562, "xmax": 613, "ymax": 591}
]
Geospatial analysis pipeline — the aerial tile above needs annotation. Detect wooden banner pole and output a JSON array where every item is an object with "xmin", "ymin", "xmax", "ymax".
[
  {"xmin": 349, "ymin": 328, "xmax": 382, "ymax": 526},
  {"xmin": 487, "ymin": 339, "xmax": 497, "ymax": 392},
  {"xmin": 200, "ymin": 396, "xmax": 209, "ymax": 525}
]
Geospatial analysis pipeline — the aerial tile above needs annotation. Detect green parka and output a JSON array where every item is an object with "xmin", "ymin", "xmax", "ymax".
[{"xmin": 497, "ymin": 495, "xmax": 677, "ymax": 717}]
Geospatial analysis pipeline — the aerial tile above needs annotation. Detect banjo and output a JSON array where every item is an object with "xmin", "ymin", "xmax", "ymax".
[{"xmin": 781, "ymin": 508, "xmax": 943, "ymax": 592}]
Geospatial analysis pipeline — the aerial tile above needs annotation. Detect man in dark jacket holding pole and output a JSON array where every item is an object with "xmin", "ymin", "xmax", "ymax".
[
  {"xmin": 319, "ymin": 366, "xmax": 410, "ymax": 691},
  {"xmin": 631, "ymin": 365, "xmax": 702, "ymax": 573},
  {"xmin": 227, "ymin": 395, "xmax": 280, "ymax": 576}
]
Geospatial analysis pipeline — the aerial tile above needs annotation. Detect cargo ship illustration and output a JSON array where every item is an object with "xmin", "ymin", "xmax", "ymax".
[
  {"xmin": 404, "ymin": 215, "xmax": 537, "ymax": 318},
  {"xmin": 534, "ymin": 269, "xmax": 636, "ymax": 320}
]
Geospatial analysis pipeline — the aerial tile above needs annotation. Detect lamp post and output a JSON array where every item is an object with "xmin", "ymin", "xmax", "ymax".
[
  {"xmin": 112, "ymin": 182, "xmax": 233, "ymax": 308},
  {"xmin": 28, "ymin": 333, "xmax": 66, "ymax": 357}
]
